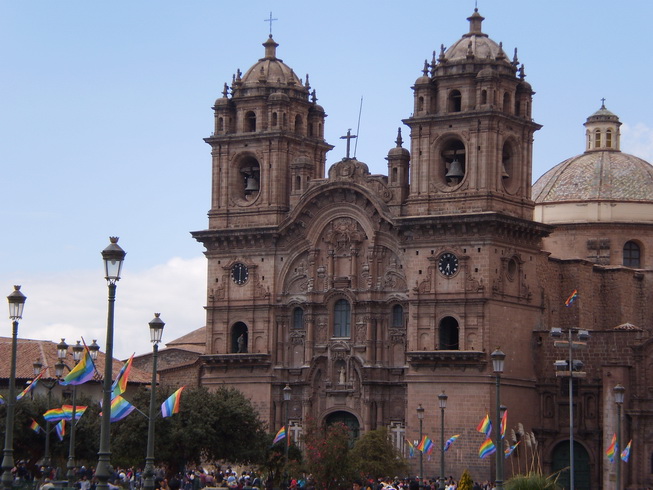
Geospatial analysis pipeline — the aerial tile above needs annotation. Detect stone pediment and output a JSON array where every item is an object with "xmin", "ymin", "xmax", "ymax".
[{"xmin": 327, "ymin": 158, "xmax": 393, "ymax": 203}]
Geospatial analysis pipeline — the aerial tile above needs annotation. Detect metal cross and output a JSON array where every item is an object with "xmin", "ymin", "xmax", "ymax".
[
  {"xmin": 264, "ymin": 12, "xmax": 278, "ymax": 36},
  {"xmin": 340, "ymin": 129, "xmax": 357, "ymax": 160}
]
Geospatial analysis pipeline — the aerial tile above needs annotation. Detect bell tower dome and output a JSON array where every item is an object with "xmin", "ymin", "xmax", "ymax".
[
  {"xmin": 205, "ymin": 36, "xmax": 333, "ymax": 229},
  {"xmin": 403, "ymin": 9, "xmax": 541, "ymax": 219}
]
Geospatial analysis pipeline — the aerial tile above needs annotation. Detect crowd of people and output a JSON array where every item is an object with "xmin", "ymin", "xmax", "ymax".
[{"xmin": 352, "ymin": 477, "xmax": 500, "ymax": 490}]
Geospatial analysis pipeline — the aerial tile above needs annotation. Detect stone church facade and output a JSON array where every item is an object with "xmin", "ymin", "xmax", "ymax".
[{"xmin": 176, "ymin": 9, "xmax": 653, "ymax": 489}]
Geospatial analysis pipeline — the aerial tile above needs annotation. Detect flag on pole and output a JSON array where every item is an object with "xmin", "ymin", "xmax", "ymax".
[
  {"xmin": 60, "ymin": 347, "xmax": 96, "ymax": 386},
  {"xmin": 273, "ymin": 426, "xmax": 286, "ymax": 444},
  {"xmin": 565, "ymin": 289, "xmax": 578, "ymax": 307},
  {"xmin": 500, "ymin": 409, "xmax": 508, "ymax": 439},
  {"xmin": 111, "ymin": 354, "xmax": 134, "ymax": 397},
  {"xmin": 161, "ymin": 386, "xmax": 185, "ymax": 418},
  {"xmin": 55, "ymin": 420, "xmax": 65, "ymax": 441},
  {"xmin": 17, "ymin": 370, "xmax": 45, "ymax": 401},
  {"xmin": 476, "ymin": 414, "xmax": 492, "ymax": 437},
  {"xmin": 479, "ymin": 438, "xmax": 496, "ymax": 459},
  {"xmin": 443, "ymin": 435, "xmax": 460, "ymax": 452},
  {"xmin": 43, "ymin": 408, "xmax": 66, "ymax": 423},
  {"xmin": 505, "ymin": 441, "xmax": 520, "ymax": 459},
  {"xmin": 29, "ymin": 419, "xmax": 41, "ymax": 433},
  {"xmin": 621, "ymin": 440, "xmax": 632, "ymax": 463},
  {"xmin": 61, "ymin": 405, "xmax": 88, "ymax": 423},
  {"xmin": 100, "ymin": 395, "xmax": 136, "ymax": 423},
  {"xmin": 606, "ymin": 433, "xmax": 617, "ymax": 463},
  {"xmin": 416, "ymin": 435, "xmax": 433, "ymax": 453},
  {"xmin": 406, "ymin": 438, "xmax": 415, "ymax": 458}
]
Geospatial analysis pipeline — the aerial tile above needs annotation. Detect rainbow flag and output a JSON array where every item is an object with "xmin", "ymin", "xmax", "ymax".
[
  {"xmin": 273, "ymin": 426, "xmax": 286, "ymax": 444},
  {"xmin": 55, "ymin": 420, "xmax": 65, "ymax": 441},
  {"xmin": 61, "ymin": 405, "xmax": 88, "ymax": 422},
  {"xmin": 565, "ymin": 289, "xmax": 578, "ymax": 307},
  {"xmin": 17, "ymin": 369, "xmax": 44, "ymax": 401},
  {"xmin": 29, "ymin": 419, "xmax": 41, "ymax": 433},
  {"xmin": 416, "ymin": 435, "xmax": 433, "ymax": 453},
  {"xmin": 477, "ymin": 414, "xmax": 492, "ymax": 437},
  {"xmin": 621, "ymin": 440, "xmax": 632, "ymax": 463},
  {"xmin": 161, "ymin": 386, "xmax": 185, "ymax": 418},
  {"xmin": 102, "ymin": 395, "xmax": 136, "ymax": 422},
  {"xmin": 443, "ymin": 434, "xmax": 460, "ymax": 452},
  {"xmin": 606, "ymin": 433, "xmax": 617, "ymax": 463},
  {"xmin": 406, "ymin": 438, "xmax": 415, "ymax": 458},
  {"xmin": 43, "ymin": 408, "xmax": 66, "ymax": 422},
  {"xmin": 60, "ymin": 347, "xmax": 96, "ymax": 386},
  {"xmin": 0, "ymin": 395, "xmax": 4, "ymax": 404},
  {"xmin": 505, "ymin": 441, "xmax": 520, "ymax": 459},
  {"xmin": 500, "ymin": 409, "xmax": 508, "ymax": 439},
  {"xmin": 479, "ymin": 438, "xmax": 496, "ymax": 459},
  {"xmin": 112, "ymin": 354, "xmax": 134, "ymax": 397}
]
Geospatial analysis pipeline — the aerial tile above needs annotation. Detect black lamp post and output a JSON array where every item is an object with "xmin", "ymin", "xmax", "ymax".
[
  {"xmin": 491, "ymin": 348, "xmax": 506, "ymax": 490},
  {"xmin": 96, "ymin": 237, "xmax": 125, "ymax": 490},
  {"xmin": 283, "ymin": 384, "xmax": 291, "ymax": 485},
  {"xmin": 33, "ymin": 343, "xmax": 66, "ymax": 469},
  {"xmin": 143, "ymin": 313, "xmax": 165, "ymax": 490},
  {"xmin": 1, "ymin": 286, "xmax": 26, "ymax": 490},
  {"xmin": 614, "ymin": 384, "xmax": 625, "ymax": 490},
  {"xmin": 438, "ymin": 392, "xmax": 448, "ymax": 490},
  {"xmin": 417, "ymin": 404, "xmax": 424, "ymax": 485},
  {"xmin": 66, "ymin": 340, "xmax": 99, "ymax": 486}
]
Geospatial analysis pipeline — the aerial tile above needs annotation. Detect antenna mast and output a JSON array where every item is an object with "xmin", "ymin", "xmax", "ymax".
[{"xmin": 353, "ymin": 96, "xmax": 363, "ymax": 159}]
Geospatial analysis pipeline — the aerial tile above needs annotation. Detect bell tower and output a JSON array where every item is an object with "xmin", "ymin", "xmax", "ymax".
[
  {"xmin": 404, "ymin": 9, "xmax": 541, "ymax": 219},
  {"xmin": 205, "ymin": 36, "xmax": 333, "ymax": 229}
]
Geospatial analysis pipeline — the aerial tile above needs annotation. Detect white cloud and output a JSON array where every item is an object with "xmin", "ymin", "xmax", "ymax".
[
  {"xmin": 2, "ymin": 256, "xmax": 206, "ymax": 360},
  {"xmin": 621, "ymin": 122, "xmax": 653, "ymax": 162}
]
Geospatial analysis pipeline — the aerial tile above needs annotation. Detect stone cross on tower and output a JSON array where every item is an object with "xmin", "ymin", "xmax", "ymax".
[
  {"xmin": 340, "ymin": 129, "xmax": 357, "ymax": 160},
  {"xmin": 264, "ymin": 12, "xmax": 278, "ymax": 36}
]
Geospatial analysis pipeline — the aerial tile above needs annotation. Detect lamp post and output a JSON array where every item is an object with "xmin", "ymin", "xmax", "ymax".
[
  {"xmin": 66, "ymin": 340, "xmax": 99, "ymax": 486},
  {"xmin": 417, "ymin": 404, "xmax": 424, "ymax": 485},
  {"xmin": 438, "ymin": 392, "xmax": 447, "ymax": 490},
  {"xmin": 283, "ymin": 384, "xmax": 291, "ymax": 487},
  {"xmin": 1, "ymin": 286, "xmax": 26, "ymax": 490},
  {"xmin": 551, "ymin": 327, "xmax": 589, "ymax": 490},
  {"xmin": 33, "ymin": 343, "xmax": 66, "ymax": 469},
  {"xmin": 491, "ymin": 348, "xmax": 505, "ymax": 490},
  {"xmin": 143, "ymin": 313, "xmax": 165, "ymax": 490},
  {"xmin": 96, "ymin": 237, "xmax": 126, "ymax": 490},
  {"xmin": 614, "ymin": 384, "xmax": 625, "ymax": 490}
]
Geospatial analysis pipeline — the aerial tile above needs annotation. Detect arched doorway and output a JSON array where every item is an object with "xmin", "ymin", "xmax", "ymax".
[
  {"xmin": 231, "ymin": 322, "xmax": 248, "ymax": 353},
  {"xmin": 325, "ymin": 411, "xmax": 360, "ymax": 440},
  {"xmin": 551, "ymin": 441, "xmax": 591, "ymax": 490}
]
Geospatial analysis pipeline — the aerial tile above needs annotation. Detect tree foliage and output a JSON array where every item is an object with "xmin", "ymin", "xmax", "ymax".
[
  {"xmin": 302, "ymin": 419, "xmax": 355, "ymax": 489},
  {"xmin": 457, "ymin": 469, "xmax": 473, "ymax": 490},
  {"xmin": 349, "ymin": 428, "xmax": 408, "ymax": 479},
  {"xmin": 505, "ymin": 472, "xmax": 561, "ymax": 490}
]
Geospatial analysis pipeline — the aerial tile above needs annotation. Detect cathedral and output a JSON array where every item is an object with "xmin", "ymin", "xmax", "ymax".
[{"xmin": 161, "ymin": 8, "xmax": 653, "ymax": 489}]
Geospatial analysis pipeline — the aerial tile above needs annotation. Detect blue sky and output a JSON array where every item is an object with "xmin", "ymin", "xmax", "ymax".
[{"xmin": 1, "ymin": 1, "xmax": 652, "ymax": 359}]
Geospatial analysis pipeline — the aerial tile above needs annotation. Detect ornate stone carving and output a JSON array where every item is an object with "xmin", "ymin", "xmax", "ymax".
[
  {"xmin": 323, "ymin": 218, "xmax": 366, "ymax": 251},
  {"xmin": 290, "ymin": 330, "xmax": 305, "ymax": 345}
]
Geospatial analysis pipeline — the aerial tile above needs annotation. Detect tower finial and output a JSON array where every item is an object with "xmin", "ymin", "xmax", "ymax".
[
  {"xmin": 264, "ymin": 12, "xmax": 278, "ymax": 36},
  {"xmin": 601, "ymin": 97, "xmax": 606, "ymax": 108}
]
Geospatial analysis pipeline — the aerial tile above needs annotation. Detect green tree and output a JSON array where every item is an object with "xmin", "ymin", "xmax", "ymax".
[
  {"xmin": 302, "ymin": 419, "xmax": 355, "ymax": 490},
  {"xmin": 457, "ymin": 469, "xmax": 473, "ymax": 490},
  {"xmin": 349, "ymin": 428, "xmax": 408, "ymax": 479}
]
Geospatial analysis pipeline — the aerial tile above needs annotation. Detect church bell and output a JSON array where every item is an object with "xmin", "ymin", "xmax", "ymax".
[
  {"xmin": 245, "ymin": 176, "xmax": 260, "ymax": 193},
  {"xmin": 445, "ymin": 157, "xmax": 465, "ymax": 180}
]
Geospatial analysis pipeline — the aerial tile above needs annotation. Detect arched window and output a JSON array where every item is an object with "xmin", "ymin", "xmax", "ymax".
[
  {"xmin": 392, "ymin": 305, "xmax": 404, "ymax": 328},
  {"xmin": 292, "ymin": 307, "xmax": 304, "ymax": 329},
  {"xmin": 418, "ymin": 96, "xmax": 424, "ymax": 112},
  {"xmin": 448, "ymin": 90, "xmax": 462, "ymax": 112},
  {"xmin": 272, "ymin": 112, "xmax": 278, "ymax": 127},
  {"xmin": 231, "ymin": 322, "xmax": 248, "ymax": 353},
  {"xmin": 439, "ymin": 316, "xmax": 459, "ymax": 350},
  {"xmin": 217, "ymin": 117, "xmax": 224, "ymax": 132},
  {"xmin": 481, "ymin": 90, "xmax": 487, "ymax": 105},
  {"xmin": 594, "ymin": 129, "xmax": 601, "ymax": 149},
  {"xmin": 606, "ymin": 129, "xmax": 613, "ymax": 148},
  {"xmin": 245, "ymin": 111, "xmax": 256, "ymax": 132},
  {"xmin": 503, "ymin": 92, "xmax": 511, "ymax": 113},
  {"xmin": 295, "ymin": 175, "xmax": 302, "ymax": 191},
  {"xmin": 333, "ymin": 299, "xmax": 351, "ymax": 337},
  {"xmin": 623, "ymin": 241, "xmax": 641, "ymax": 268}
]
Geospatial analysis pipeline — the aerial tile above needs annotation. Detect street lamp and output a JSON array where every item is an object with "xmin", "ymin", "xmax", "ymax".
[
  {"xmin": 438, "ymin": 392, "xmax": 448, "ymax": 490},
  {"xmin": 65, "ymin": 340, "xmax": 99, "ymax": 486},
  {"xmin": 417, "ymin": 404, "xmax": 424, "ymax": 485},
  {"xmin": 143, "ymin": 313, "xmax": 165, "ymax": 490},
  {"xmin": 614, "ymin": 384, "xmax": 625, "ymax": 490},
  {"xmin": 491, "ymin": 348, "xmax": 505, "ymax": 490},
  {"xmin": 551, "ymin": 327, "xmax": 588, "ymax": 490},
  {"xmin": 283, "ymin": 384, "xmax": 291, "ymax": 487},
  {"xmin": 1, "ymin": 286, "xmax": 26, "ymax": 490},
  {"xmin": 33, "ymin": 341, "xmax": 67, "ymax": 469},
  {"xmin": 96, "ymin": 237, "xmax": 126, "ymax": 490}
]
